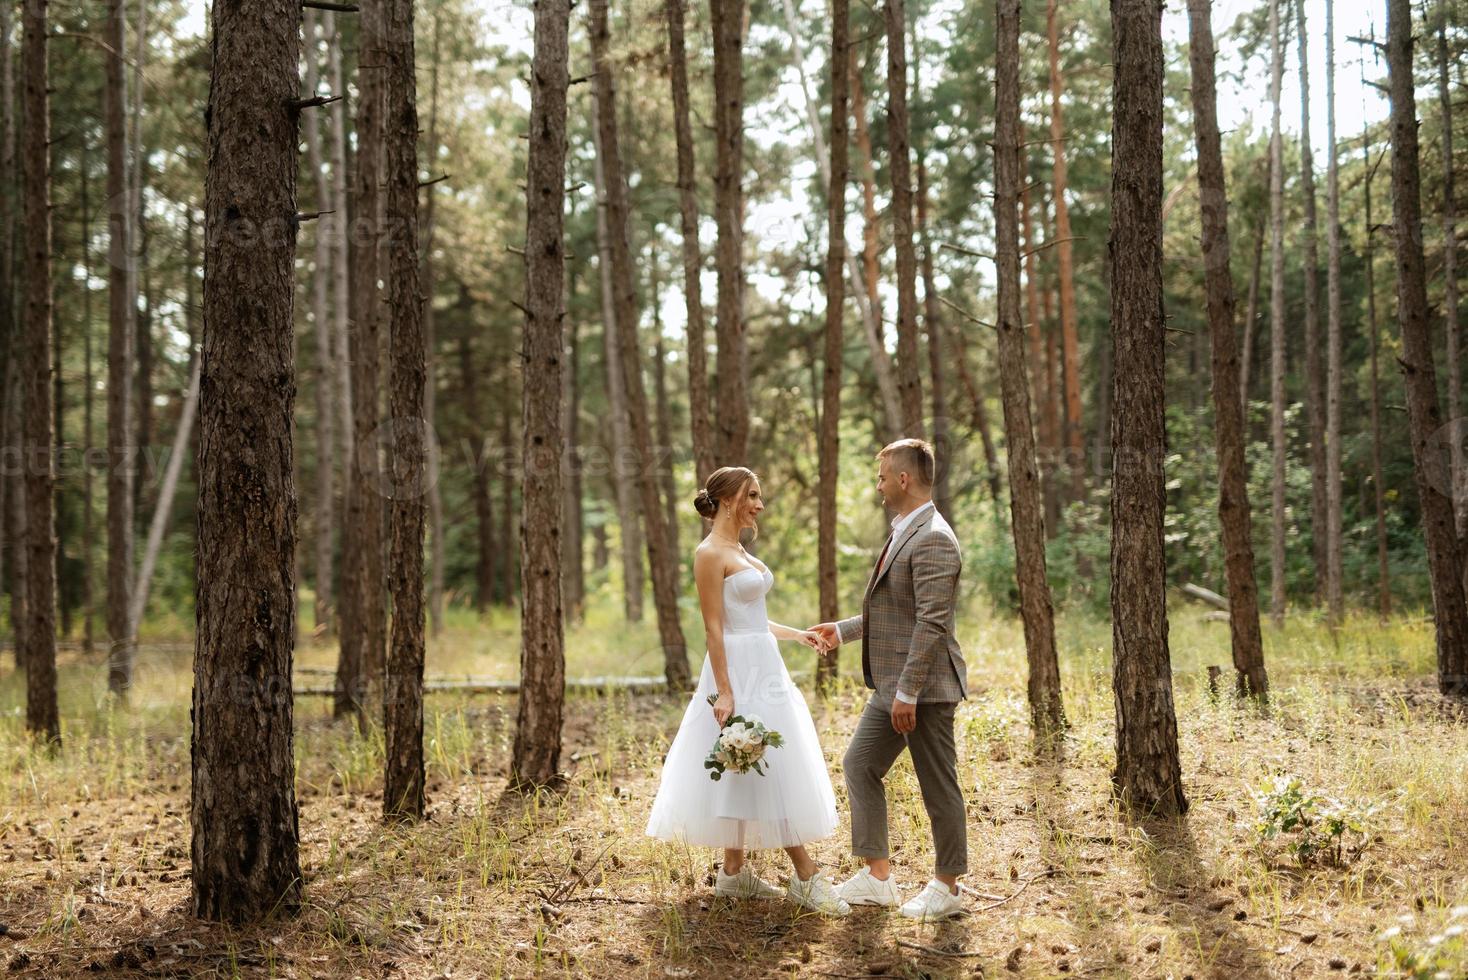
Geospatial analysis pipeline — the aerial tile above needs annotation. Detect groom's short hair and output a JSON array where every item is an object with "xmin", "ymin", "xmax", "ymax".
[{"xmin": 877, "ymin": 438, "xmax": 935, "ymax": 488}]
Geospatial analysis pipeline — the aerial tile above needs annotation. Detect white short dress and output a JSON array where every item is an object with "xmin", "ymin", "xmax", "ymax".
[{"xmin": 644, "ymin": 564, "xmax": 839, "ymax": 850}]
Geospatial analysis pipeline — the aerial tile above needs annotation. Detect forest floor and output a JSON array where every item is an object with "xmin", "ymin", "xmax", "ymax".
[{"xmin": 2, "ymin": 602, "xmax": 1467, "ymax": 979}]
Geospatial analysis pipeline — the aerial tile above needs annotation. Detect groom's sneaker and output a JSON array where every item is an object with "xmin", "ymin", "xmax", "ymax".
[
  {"xmin": 899, "ymin": 879, "xmax": 964, "ymax": 921},
  {"xmin": 835, "ymin": 867, "xmax": 902, "ymax": 907},
  {"xmin": 786, "ymin": 871, "xmax": 851, "ymax": 916},
  {"xmin": 714, "ymin": 866, "xmax": 784, "ymax": 900}
]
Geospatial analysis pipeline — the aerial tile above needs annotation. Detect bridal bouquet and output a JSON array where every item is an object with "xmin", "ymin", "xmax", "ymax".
[{"xmin": 704, "ymin": 695, "xmax": 785, "ymax": 780}]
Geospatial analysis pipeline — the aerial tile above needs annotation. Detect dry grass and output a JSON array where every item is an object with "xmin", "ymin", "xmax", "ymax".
[{"xmin": 2, "ymin": 600, "xmax": 1467, "ymax": 978}]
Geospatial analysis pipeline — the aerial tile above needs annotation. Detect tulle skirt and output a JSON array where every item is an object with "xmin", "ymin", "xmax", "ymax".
[{"xmin": 644, "ymin": 629, "xmax": 839, "ymax": 850}]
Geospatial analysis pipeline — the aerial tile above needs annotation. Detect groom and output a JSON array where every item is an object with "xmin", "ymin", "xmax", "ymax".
[{"xmin": 812, "ymin": 438, "xmax": 968, "ymax": 920}]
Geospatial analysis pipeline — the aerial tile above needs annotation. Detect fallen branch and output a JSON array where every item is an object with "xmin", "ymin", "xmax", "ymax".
[
  {"xmin": 972, "ymin": 868, "xmax": 1058, "ymax": 912},
  {"xmin": 896, "ymin": 939, "xmax": 985, "ymax": 958}
]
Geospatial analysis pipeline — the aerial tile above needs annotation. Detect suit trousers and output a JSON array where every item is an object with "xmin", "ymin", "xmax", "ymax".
[{"xmin": 843, "ymin": 696, "xmax": 967, "ymax": 877}]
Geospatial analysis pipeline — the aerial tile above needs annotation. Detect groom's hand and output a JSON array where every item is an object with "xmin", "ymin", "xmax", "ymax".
[
  {"xmin": 890, "ymin": 699, "xmax": 917, "ymax": 734},
  {"xmin": 810, "ymin": 623, "xmax": 840, "ymax": 650}
]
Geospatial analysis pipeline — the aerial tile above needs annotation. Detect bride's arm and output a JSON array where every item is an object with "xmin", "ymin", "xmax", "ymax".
[
  {"xmin": 769, "ymin": 621, "xmax": 824, "ymax": 650},
  {"xmin": 693, "ymin": 551, "xmax": 735, "ymax": 725}
]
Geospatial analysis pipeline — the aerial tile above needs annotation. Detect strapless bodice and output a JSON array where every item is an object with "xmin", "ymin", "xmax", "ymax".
[{"xmin": 722, "ymin": 566, "xmax": 774, "ymax": 634}]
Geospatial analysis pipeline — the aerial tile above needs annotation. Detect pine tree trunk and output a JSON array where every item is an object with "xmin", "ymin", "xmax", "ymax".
[
  {"xmin": 1363, "ymin": 141, "xmax": 1391, "ymax": 619},
  {"xmin": 104, "ymin": 0, "xmax": 137, "ymax": 696},
  {"xmin": 815, "ymin": 0, "xmax": 849, "ymax": 693},
  {"xmin": 191, "ymin": 0, "xmax": 303, "ymax": 919},
  {"xmin": 21, "ymin": 0, "xmax": 58, "ymax": 743},
  {"xmin": 912, "ymin": 28, "xmax": 952, "ymax": 521},
  {"xmin": 514, "ymin": 0, "xmax": 571, "ymax": 788},
  {"xmin": 499, "ymin": 402, "xmax": 515, "ymax": 604},
  {"xmin": 664, "ymin": 0, "xmax": 714, "ymax": 486},
  {"xmin": 421, "ymin": 12, "xmax": 444, "ymax": 640},
  {"xmin": 1323, "ymin": 0, "xmax": 1344, "ymax": 626},
  {"xmin": 1186, "ymin": 0, "xmax": 1267, "ymax": 698},
  {"xmin": 1434, "ymin": 6, "xmax": 1463, "ymax": 567},
  {"xmin": 81, "ymin": 156, "xmax": 97, "ymax": 657},
  {"xmin": 996, "ymin": 0, "xmax": 1064, "ymax": 742},
  {"xmin": 1296, "ymin": 0, "xmax": 1327, "ymax": 603},
  {"xmin": 338, "ymin": 0, "xmax": 387, "ymax": 721},
  {"xmin": 1108, "ymin": 0, "xmax": 1186, "ymax": 817},
  {"xmin": 562, "ymin": 301, "xmax": 584, "ymax": 624},
  {"xmin": 884, "ymin": 0, "xmax": 924, "ymax": 438},
  {"xmin": 0, "ymin": 0, "xmax": 13, "ymax": 653},
  {"xmin": 1047, "ymin": 0, "xmax": 1084, "ymax": 499},
  {"xmin": 589, "ymin": 90, "xmax": 643, "ymax": 624},
  {"xmin": 303, "ymin": 9, "xmax": 335, "ymax": 637},
  {"xmin": 590, "ymin": 0, "xmax": 690, "ymax": 691},
  {"xmin": 324, "ymin": 10, "xmax": 353, "ymax": 474},
  {"xmin": 1239, "ymin": 172, "xmax": 1266, "ymax": 412},
  {"xmin": 711, "ymin": 0, "xmax": 748, "ymax": 462},
  {"xmin": 5, "ymin": 370, "xmax": 26, "ymax": 671},
  {"xmin": 1267, "ymin": 0, "xmax": 1287, "ymax": 627},
  {"xmin": 947, "ymin": 319, "xmax": 1003, "ymax": 504},
  {"xmin": 459, "ymin": 331, "xmax": 495, "ymax": 612},
  {"xmin": 1386, "ymin": 0, "xmax": 1468, "ymax": 696},
  {"xmin": 654, "ymin": 333, "xmax": 680, "ymax": 569}
]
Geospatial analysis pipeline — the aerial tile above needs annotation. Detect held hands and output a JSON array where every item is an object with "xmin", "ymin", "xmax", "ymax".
[
  {"xmin": 795, "ymin": 630, "xmax": 826, "ymax": 652},
  {"xmin": 808, "ymin": 623, "xmax": 841, "ymax": 652}
]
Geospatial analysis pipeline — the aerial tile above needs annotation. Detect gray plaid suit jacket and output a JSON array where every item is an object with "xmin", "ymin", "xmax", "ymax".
[{"xmin": 836, "ymin": 505, "xmax": 968, "ymax": 705}]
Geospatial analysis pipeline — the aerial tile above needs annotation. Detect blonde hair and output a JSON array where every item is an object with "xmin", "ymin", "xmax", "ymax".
[{"xmin": 877, "ymin": 438, "xmax": 936, "ymax": 487}]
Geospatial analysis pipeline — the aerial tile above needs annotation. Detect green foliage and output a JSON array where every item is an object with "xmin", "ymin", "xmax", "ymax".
[
  {"xmin": 1376, "ymin": 907, "xmax": 1468, "ymax": 980},
  {"xmin": 1252, "ymin": 772, "xmax": 1382, "ymax": 867}
]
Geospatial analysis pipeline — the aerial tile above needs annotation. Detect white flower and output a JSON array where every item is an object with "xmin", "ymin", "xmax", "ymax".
[{"xmin": 1378, "ymin": 926, "xmax": 1402, "ymax": 941}]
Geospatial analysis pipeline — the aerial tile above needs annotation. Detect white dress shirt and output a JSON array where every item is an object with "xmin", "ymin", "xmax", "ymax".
[{"xmin": 888, "ymin": 501, "xmax": 934, "ymax": 705}]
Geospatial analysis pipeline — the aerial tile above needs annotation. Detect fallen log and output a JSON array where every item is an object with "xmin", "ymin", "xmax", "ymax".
[{"xmin": 1182, "ymin": 583, "xmax": 1229, "ymax": 610}]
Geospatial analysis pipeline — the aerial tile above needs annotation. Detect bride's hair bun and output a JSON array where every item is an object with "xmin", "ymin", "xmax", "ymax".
[{"xmin": 693, "ymin": 488, "xmax": 718, "ymax": 519}]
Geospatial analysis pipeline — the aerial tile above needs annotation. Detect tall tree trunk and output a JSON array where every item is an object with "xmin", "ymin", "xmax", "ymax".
[
  {"xmin": 1296, "ymin": 0, "xmax": 1327, "ymax": 603},
  {"xmin": 381, "ymin": 0, "xmax": 425, "ymax": 821},
  {"xmin": 1109, "ymin": 0, "xmax": 1186, "ymax": 817},
  {"xmin": 104, "ymin": 0, "xmax": 136, "ymax": 695},
  {"xmin": 1323, "ymin": 0, "xmax": 1344, "ymax": 626},
  {"xmin": 1386, "ymin": 0, "xmax": 1468, "ymax": 696},
  {"xmin": 562, "ymin": 298, "xmax": 584, "ymax": 624},
  {"xmin": 339, "ymin": 0, "xmax": 387, "ymax": 721},
  {"xmin": 1434, "ymin": 5, "xmax": 1463, "ymax": 565},
  {"xmin": 459, "ymin": 331, "xmax": 495, "ymax": 612},
  {"xmin": 590, "ymin": 89, "xmax": 642, "ymax": 623},
  {"xmin": 5, "ymin": 366, "xmax": 25, "ymax": 671},
  {"xmin": 1046, "ymin": 0, "xmax": 1084, "ymax": 499},
  {"xmin": 590, "ymin": 0, "xmax": 690, "ymax": 691},
  {"xmin": 499, "ymin": 401, "xmax": 514, "ymax": 604},
  {"xmin": 1186, "ymin": 0, "xmax": 1267, "ymax": 698},
  {"xmin": 1363, "ymin": 132, "xmax": 1391, "ymax": 620},
  {"xmin": 710, "ymin": 0, "xmax": 748, "ymax": 462},
  {"xmin": 853, "ymin": 41, "xmax": 882, "ymax": 348},
  {"xmin": 654, "ymin": 332, "xmax": 680, "ymax": 568},
  {"xmin": 514, "ymin": 0, "xmax": 570, "ymax": 788},
  {"xmin": 1239, "ymin": 172, "xmax": 1266, "ymax": 412},
  {"xmin": 191, "ymin": 0, "xmax": 303, "ymax": 919},
  {"xmin": 325, "ymin": 10, "xmax": 352, "ymax": 475},
  {"xmin": 995, "ymin": 0, "xmax": 1064, "ymax": 742},
  {"xmin": 303, "ymin": 8, "xmax": 335, "ymax": 637},
  {"xmin": 21, "ymin": 0, "xmax": 57, "ymax": 743},
  {"xmin": 884, "ymin": 0, "xmax": 924, "ymax": 438},
  {"xmin": 912, "ymin": 30, "xmax": 951, "ymax": 521},
  {"xmin": 0, "ymin": 0, "xmax": 13, "ymax": 655},
  {"xmin": 81, "ymin": 155, "xmax": 96, "ymax": 656},
  {"xmin": 1267, "ymin": 0, "xmax": 1287, "ymax": 627},
  {"xmin": 421, "ymin": 10, "xmax": 444, "ymax": 640},
  {"xmin": 664, "ymin": 0, "xmax": 714, "ymax": 486},
  {"xmin": 815, "ymin": 0, "xmax": 849, "ymax": 693}
]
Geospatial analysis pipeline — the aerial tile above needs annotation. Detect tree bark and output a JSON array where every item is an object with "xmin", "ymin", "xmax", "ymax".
[
  {"xmin": 0, "ymin": 0, "xmax": 13, "ymax": 657},
  {"xmin": 1186, "ymin": 0, "xmax": 1267, "ymax": 698},
  {"xmin": 589, "ymin": 90, "xmax": 643, "ymax": 623},
  {"xmin": 104, "ymin": 0, "xmax": 137, "ymax": 696},
  {"xmin": 338, "ymin": 0, "xmax": 387, "ymax": 721},
  {"xmin": 884, "ymin": 0, "xmax": 924, "ymax": 438},
  {"xmin": 1434, "ymin": 5, "xmax": 1463, "ymax": 568},
  {"xmin": 5, "ymin": 365, "xmax": 25, "ymax": 672},
  {"xmin": 1386, "ymin": 0, "xmax": 1468, "ymax": 696},
  {"xmin": 81, "ymin": 155, "xmax": 97, "ymax": 656},
  {"xmin": 912, "ymin": 32, "xmax": 951, "ymax": 522},
  {"xmin": 562, "ymin": 292, "xmax": 584, "ymax": 624},
  {"xmin": 815, "ymin": 0, "xmax": 849, "ymax": 694},
  {"xmin": 381, "ymin": 0, "xmax": 425, "ymax": 822},
  {"xmin": 654, "ymin": 333, "xmax": 680, "ymax": 569},
  {"xmin": 21, "ymin": 0, "xmax": 57, "ymax": 744},
  {"xmin": 1267, "ymin": 0, "xmax": 1287, "ymax": 627},
  {"xmin": 1238, "ymin": 167, "xmax": 1266, "ymax": 413},
  {"xmin": 710, "ymin": 0, "xmax": 748, "ymax": 462},
  {"xmin": 191, "ymin": 0, "xmax": 303, "ymax": 919},
  {"xmin": 664, "ymin": 0, "xmax": 714, "ymax": 486},
  {"xmin": 1047, "ymin": 0, "xmax": 1084, "ymax": 499},
  {"xmin": 499, "ymin": 405, "xmax": 514, "ymax": 604},
  {"xmin": 1108, "ymin": 0, "xmax": 1186, "ymax": 817},
  {"xmin": 590, "ymin": 0, "xmax": 690, "ymax": 691},
  {"xmin": 996, "ymin": 0, "xmax": 1064, "ymax": 742},
  {"xmin": 1324, "ymin": 0, "xmax": 1344, "ymax": 627},
  {"xmin": 303, "ymin": 8, "xmax": 335, "ymax": 637},
  {"xmin": 421, "ymin": 10, "xmax": 444, "ymax": 640},
  {"xmin": 459, "ymin": 330, "xmax": 495, "ymax": 612},
  {"xmin": 1296, "ymin": 0, "xmax": 1327, "ymax": 603},
  {"xmin": 1363, "ymin": 137, "xmax": 1391, "ymax": 619},
  {"xmin": 947, "ymin": 318, "xmax": 1003, "ymax": 504},
  {"xmin": 325, "ymin": 10, "xmax": 353, "ymax": 475},
  {"xmin": 512, "ymin": 0, "xmax": 570, "ymax": 788}
]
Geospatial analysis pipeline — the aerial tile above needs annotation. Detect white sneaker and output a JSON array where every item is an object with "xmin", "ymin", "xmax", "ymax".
[
  {"xmin": 899, "ymin": 879, "xmax": 964, "ymax": 920},
  {"xmin": 786, "ymin": 871, "xmax": 852, "ymax": 916},
  {"xmin": 714, "ymin": 865, "xmax": 784, "ymax": 900},
  {"xmin": 835, "ymin": 866, "xmax": 902, "ymax": 907}
]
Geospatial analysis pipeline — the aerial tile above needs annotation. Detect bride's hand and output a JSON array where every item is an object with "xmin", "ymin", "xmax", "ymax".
[
  {"xmin": 711, "ymin": 691, "xmax": 735, "ymax": 727},
  {"xmin": 796, "ymin": 630, "xmax": 827, "ymax": 653}
]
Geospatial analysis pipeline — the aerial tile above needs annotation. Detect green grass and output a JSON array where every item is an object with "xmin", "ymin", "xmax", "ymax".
[{"xmin": 1, "ymin": 594, "xmax": 1464, "ymax": 978}]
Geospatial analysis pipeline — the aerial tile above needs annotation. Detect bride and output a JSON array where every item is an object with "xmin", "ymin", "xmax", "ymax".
[{"xmin": 645, "ymin": 466, "xmax": 850, "ymax": 916}]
